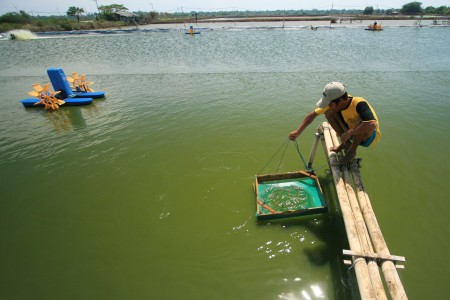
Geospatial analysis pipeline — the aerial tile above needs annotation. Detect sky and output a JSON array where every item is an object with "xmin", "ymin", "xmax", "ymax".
[{"xmin": 0, "ymin": 0, "xmax": 448, "ymax": 16}]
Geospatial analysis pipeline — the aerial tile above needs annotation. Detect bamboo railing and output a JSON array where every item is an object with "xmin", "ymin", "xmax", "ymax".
[{"xmin": 311, "ymin": 122, "xmax": 407, "ymax": 300}]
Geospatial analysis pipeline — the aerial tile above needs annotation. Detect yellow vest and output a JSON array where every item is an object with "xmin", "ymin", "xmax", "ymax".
[{"xmin": 314, "ymin": 97, "xmax": 381, "ymax": 146}]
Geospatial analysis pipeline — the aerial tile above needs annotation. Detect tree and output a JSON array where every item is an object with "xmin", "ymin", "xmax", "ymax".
[
  {"xmin": 0, "ymin": 11, "xmax": 31, "ymax": 24},
  {"xmin": 149, "ymin": 11, "xmax": 158, "ymax": 22},
  {"xmin": 424, "ymin": 6, "xmax": 435, "ymax": 14},
  {"xmin": 135, "ymin": 11, "xmax": 158, "ymax": 23},
  {"xmin": 435, "ymin": 6, "xmax": 450, "ymax": 14},
  {"xmin": 98, "ymin": 4, "xmax": 128, "ymax": 20},
  {"xmin": 400, "ymin": 2, "xmax": 422, "ymax": 15},
  {"xmin": 363, "ymin": 6, "xmax": 374, "ymax": 15},
  {"xmin": 67, "ymin": 6, "xmax": 85, "ymax": 22}
]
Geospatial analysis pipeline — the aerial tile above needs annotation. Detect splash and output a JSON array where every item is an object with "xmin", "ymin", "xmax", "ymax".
[{"xmin": 6, "ymin": 29, "xmax": 37, "ymax": 40}]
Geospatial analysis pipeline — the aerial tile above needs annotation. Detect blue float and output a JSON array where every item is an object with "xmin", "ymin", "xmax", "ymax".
[
  {"xmin": 47, "ymin": 68, "xmax": 105, "ymax": 98},
  {"xmin": 20, "ymin": 97, "xmax": 93, "ymax": 107}
]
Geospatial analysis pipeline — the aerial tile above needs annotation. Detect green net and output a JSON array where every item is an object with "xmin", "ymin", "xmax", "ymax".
[{"xmin": 256, "ymin": 175, "xmax": 327, "ymax": 220}]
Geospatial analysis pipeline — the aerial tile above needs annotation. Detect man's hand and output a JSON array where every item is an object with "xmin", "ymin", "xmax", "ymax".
[{"xmin": 288, "ymin": 130, "xmax": 300, "ymax": 141}]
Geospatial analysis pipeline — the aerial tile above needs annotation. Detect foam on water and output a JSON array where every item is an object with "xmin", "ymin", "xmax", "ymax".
[{"xmin": 5, "ymin": 29, "xmax": 37, "ymax": 40}]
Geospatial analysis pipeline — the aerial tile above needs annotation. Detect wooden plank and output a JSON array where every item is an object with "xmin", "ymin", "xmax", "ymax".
[
  {"xmin": 343, "ymin": 249, "xmax": 406, "ymax": 263},
  {"xmin": 256, "ymin": 170, "xmax": 314, "ymax": 182},
  {"xmin": 344, "ymin": 259, "xmax": 405, "ymax": 269}
]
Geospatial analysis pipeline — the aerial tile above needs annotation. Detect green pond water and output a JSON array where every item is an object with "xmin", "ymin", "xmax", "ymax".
[{"xmin": 0, "ymin": 24, "xmax": 449, "ymax": 299}]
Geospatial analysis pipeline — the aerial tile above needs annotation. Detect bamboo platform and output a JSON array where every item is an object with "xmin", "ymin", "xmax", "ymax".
[{"xmin": 308, "ymin": 122, "xmax": 408, "ymax": 300}]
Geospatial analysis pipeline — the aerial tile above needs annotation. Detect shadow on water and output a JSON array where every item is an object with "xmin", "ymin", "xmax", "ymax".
[
  {"xmin": 24, "ymin": 106, "xmax": 86, "ymax": 132},
  {"xmin": 22, "ymin": 98, "xmax": 106, "ymax": 133}
]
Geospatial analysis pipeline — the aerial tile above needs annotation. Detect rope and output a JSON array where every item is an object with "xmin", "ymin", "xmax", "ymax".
[
  {"xmin": 293, "ymin": 140, "xmax": 328, "ymax": 173},
  {"xmin": 310, "ymin": 164, "xmax": 327, "ymax": 172},
  {"xmin": 257, "ymin": 139, "xmax": 290, "ymax": 206},
  {"xmin": 257, "ymin": 139, "xmax": 290, "ymax": 175},
  {"xmin": 348, "ymin": 257, "xmax": 366, "ymax": 270},
  {"xmin": 258, "ymin": 139, "xmax": 327, "ymax": 175},
  {"xmin": 293, "ymin": 140, "xmax": 309, "ymax": 170},
  {"xmin": 276, "ymin": 140, "xmax": 289, "ymax": 173}
]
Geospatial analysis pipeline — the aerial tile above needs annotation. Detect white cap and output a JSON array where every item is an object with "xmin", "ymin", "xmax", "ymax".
[{"xmin": 316, "ymin": 82, "xmax": 346, "ymax": 108}]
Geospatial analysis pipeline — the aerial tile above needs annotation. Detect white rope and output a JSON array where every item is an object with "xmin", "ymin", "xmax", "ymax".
[{"xmin": 348, "ymin": 257, "xmax": 366, "ymax": 270}]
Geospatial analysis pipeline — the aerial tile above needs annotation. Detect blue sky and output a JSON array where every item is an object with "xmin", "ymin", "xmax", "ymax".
[{"xmin": 1, "ymin": 0, "xmax": 448, "ymax": 15}]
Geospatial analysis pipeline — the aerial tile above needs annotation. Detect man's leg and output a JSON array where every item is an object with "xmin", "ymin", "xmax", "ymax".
[
  {"xmin": 341, "ymin": 129, "xmax": 375, "ymax": 163},
  {"xmin": 325, "ymin": 109, "xmax": 347, "ymax": 136},
  {"xmin": 325, "ymin": 110, "xmax": 350, "ymax": 153}
]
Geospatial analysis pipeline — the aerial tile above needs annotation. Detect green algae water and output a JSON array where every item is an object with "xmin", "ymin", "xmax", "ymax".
[{"xmin": 1, "ymin": 24, "xmax": 450, "ymax": 299}]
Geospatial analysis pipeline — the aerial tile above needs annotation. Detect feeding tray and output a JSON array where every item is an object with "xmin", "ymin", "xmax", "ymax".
[{"xmin": 255, "ymin": 170, "xmax": 327, "ymax": 221}]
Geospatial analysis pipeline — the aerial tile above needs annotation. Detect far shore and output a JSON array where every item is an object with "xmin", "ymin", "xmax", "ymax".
[
  {"xmin": 115, "ymin": 16, "xmax": 449, "ymax": 32},
  {"xmin": 2, "ymin": 14, "xmax": 448, "ymax": 34},
  {"xmin": 118, "ymin": 14, "xmax": 450, "ymax": 31},
  {"xmin": 195, "ymin": 14, "xmax": 444, "ymax": 22}
]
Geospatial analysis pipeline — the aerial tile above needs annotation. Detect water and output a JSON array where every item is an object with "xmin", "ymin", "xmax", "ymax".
[{"xmin": 1, "ymin": 23, "xmax": 449, "ymax": 299}]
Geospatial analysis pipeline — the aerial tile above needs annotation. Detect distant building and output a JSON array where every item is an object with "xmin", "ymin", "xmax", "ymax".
[{"xmin": 114, "ymin": 11, "xmax": 138, "ymax": 23}]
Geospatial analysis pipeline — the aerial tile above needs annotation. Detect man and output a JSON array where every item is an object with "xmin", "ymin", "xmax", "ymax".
[{"xmin": 288, "ymin": 82, "xmax": 381, "ymax": 163}]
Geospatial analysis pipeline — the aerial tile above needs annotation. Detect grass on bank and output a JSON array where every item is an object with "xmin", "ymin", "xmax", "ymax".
[
  {"xmin": 0, "ymin": 17, "xmax": 128, "ymax": 33},
  {"xmin": 0, "ymin": 9, "xmax": 197, "ymax": 33}
]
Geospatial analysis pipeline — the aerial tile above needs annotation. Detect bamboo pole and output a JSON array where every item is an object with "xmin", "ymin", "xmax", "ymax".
[
  {"xmin": 319, "ymin": 124, "xmax": 376, "ymax": 300},
  {"xmin": 349, "ymin": 163, "xmax": 408, "ymax": 299},
  {"xmin": 324, "ymin": 122, "xmax": 407, "ymax": 299},
  {"xmin": 308, "ymin": 132, "xmax": 321, "ymax": 169},
  {"xmin": 328, "ymin": 125, "xmax": 387, "ymax": 300}
]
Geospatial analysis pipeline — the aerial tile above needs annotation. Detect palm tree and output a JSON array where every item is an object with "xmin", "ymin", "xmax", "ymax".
[{"xmin": 66, "ymin": 6, "xmax": 85, "ymax": 22}]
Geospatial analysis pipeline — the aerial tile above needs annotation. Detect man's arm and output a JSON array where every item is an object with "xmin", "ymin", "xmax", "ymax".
[{"xmin": 288, "ymin": 111, "xmax": 318, "ymax": 140}]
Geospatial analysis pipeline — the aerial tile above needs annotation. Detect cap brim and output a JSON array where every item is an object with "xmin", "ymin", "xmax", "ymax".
[{"xmin": 316, "ymin": 98, "xmax": 326, "ymax": 108}]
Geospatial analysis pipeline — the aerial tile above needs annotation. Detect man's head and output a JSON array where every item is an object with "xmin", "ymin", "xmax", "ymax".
[{"xmin": 316, "ymin": 82, "xmax": 346, "ymax": 108}]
